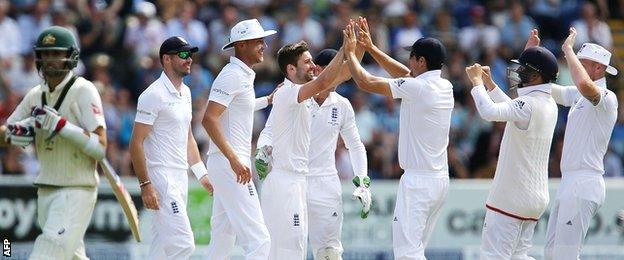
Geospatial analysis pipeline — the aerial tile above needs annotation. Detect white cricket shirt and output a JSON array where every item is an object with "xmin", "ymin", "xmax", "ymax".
[
  {"xmin": 207, "ymin": 56, "xmax": 258, "ymax": 161},
  {"xmin": 270, "ymin": 79, "xmax": 312, "ymax": 174},
  {"xmin": 8, "ymin": 71, "xmax": 106, "ymax": 187},
  {"xmin": 552, "ymin": 78, "xmax": 618, "ymax": 175},
  {"xmin": 135, "ymin": 72, "xmax": 192, "ymax": 170},
  {"xmin": 387, "ymin": 70, "xmax": 454, "ymax": 174},
  {"xmin": 257, "ymin": 92, "xmax": 367, "ymax": 177}
]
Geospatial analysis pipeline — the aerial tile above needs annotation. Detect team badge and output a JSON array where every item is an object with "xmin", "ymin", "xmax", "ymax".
[{"xmin": 42, "ymin": 34, "xmax": 56, "ymax": 45}]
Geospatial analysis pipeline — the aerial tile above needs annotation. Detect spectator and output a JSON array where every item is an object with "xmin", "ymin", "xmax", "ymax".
[
  {"xmin": 572, "ymin": 1, "xmax": 613, "ymax": 49},
  {"xmin": 282, "ymin": 2, "xmax": 325, "ymax": 51},
  {"xmin": 458, "ymin": 5, "xmax": 500, "ymax": 60}
]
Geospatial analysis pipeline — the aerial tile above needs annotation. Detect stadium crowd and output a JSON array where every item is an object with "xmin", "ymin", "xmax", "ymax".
[{"xmin": 0, "ymin": 0, "xmax": 622, "ymax": 179}]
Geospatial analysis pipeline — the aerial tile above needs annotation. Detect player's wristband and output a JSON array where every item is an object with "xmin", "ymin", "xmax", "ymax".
[
  {"xmin": 191, "ymin": 162, "xmax": 209, "ymax": 180},
  {"xmin": 139, "ymin": 180, "xmax": 151, "ymax": 187}
]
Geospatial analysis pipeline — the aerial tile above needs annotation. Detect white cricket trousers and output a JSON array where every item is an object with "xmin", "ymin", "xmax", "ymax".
[
  {"xmin": 307, "ymin": 174, "xmax": 343, "ymax": 259},
  {"xmin": 480, "ymin": 210, "xmax": 537, "ymax": 260},
  {"xmin": 544, "ymin": 172, "xmax": 605, "ymax": 260},
  {"xmin": 392, "ymin": 171, "xmax": 449, "ymax": 260},
  {"xmin": 30, "ymin": 186, "xmax": 97, "ymax": 260},
  {"xmin": 205, "ymin": 153, "xmax": 271, "ymax": 260},
  {"xmin": 148, "ymin": 167, "xmax": 195, "ymax": 259},
  {"xmin": 261, "ymin": 169, "xmax": 307, "ymax": 260}
]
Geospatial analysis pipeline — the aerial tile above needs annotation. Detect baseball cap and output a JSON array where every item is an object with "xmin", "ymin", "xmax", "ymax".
[
  {"xmin": 159, "ymin": 36, "xmax": 199, "ymax": 59},
  {"xmin": 403, "ymin": 37, "xmax": 446, "ymax": 69},
  {"xmin": 314, "ymin": 49, "xmax": 338, "ymax": 67},
  {"xmin": 512, "ymin": 46, "xmax": 558, "ymax": 81},
  {"xmin": 577, "ymin": 43, "xmax": 618, "ymax": 75},
  {"xmin": 222, "ymin": 19, "xmax": 277, "ymax": 51}
]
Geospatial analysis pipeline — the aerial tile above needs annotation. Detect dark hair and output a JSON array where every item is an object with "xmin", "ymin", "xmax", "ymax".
[
  {"xmin": 277, "ymin": 41, "xmax": 309, "ymax": 76},
  {"xmin": 407, "ymin": 37, "xmax": 446, "ymax": 71}
]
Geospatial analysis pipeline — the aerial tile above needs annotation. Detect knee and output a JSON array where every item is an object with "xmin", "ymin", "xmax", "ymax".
[
  {"xmin": 316, "ymin": 247, "xmax": 343, "ymax": 260},
  {"xmin": 30, "ymin": 234, "xmax": 67, "ymax": 259}
]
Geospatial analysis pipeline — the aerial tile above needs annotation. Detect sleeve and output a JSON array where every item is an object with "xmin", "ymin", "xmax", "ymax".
[
  {"xmin": 76, "ymin": 83, "xmax": 106, "ymax": 131},
  {"xmin": 255, "ymin": 96, "xmax": 269, "ymax": 111},
  {"xmin": 470, "ymin": 85, "xmax": 531, "ymax": 124},
  {"xmin": 135, "ymin": 91, "xmax": 161, "ymax": 125},
  {"xmin": 256, "ymin": 112, "xmax": 273, "ymax": 148},
  {"xmin": 487, "ymin": 87, "xmax": 512, "ymax": 103},
  {"xmin": 6, "ymin": 90, "xmax": 37, "ymax": 124},
  {"xmin": 339, "ymin": 101, "xmax": 368, "ymax": 177},
  {"xmin": 388, "ymin": 78, "xmax": 423, "ymax": 100},
  {"xmin": 208, "ymin": 72, "xmax": 241, "ymax": 107},
  {"xmin": 551, "ymin": 84, "xmax": 578, "ymax": 107},
  {"xmin": 272, "ymin": 84, "xmax": 300, "ymax": 107},
  {"xmin": 593, "ymin": 88, "xmax": 617, "ymax": 112}
]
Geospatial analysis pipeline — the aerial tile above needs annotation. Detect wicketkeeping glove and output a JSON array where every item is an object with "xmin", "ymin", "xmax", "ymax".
[
  {"xmin": 255, "ymin": 145, "xmax": 273, "ymax": 180},
  {"xmin": 6, "ymin": 118, "xmax": 35, "ymax": 147},
  {"xmin": 352, "ymin": 175, "xmax": 372, "ymax": 219}
]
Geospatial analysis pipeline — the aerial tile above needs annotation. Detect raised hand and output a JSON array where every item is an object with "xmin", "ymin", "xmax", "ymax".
[
  {"xmin": 562, "ymin": 27, "xmax": 577, "ymax": 52},
  {"xmin": 465, "ymin": 63, "xmax": 484, "ymax": 86},
  {"xmin": 342, "ymin": 21, "xmax": 357, "ymax": 54},
  {"xmin": 356, "ymin": 17, "xmax": 373, "ymax": 50},
  {"xmin": 481, "ymin": 66, "xmax": 497, "ymax": 91},
  {"xmin": 524, "ymin": 29, "xmax": 541, "ymax": 50}
]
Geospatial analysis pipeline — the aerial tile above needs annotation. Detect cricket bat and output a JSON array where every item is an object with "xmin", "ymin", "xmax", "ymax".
[
  {"xmin": 69, "ymin": 102, "xmax": 141, "ymax": 242},
  {"xmin": 100, "ymin": 158, "xmax": 142, "ymax": 242}
]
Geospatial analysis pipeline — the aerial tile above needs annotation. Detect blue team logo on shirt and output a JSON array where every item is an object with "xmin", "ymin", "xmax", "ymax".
[
  {"xmin": 395, "ymin": 79, "xmax": 405, "ymax": 87},
  {"xmin": 329, "ymin": 107, "xmax": 339, "ymax": 126}
]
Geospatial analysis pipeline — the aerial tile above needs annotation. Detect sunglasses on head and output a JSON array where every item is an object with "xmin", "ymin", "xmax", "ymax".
[{"xmin": 169, "ymin": 51, "xmax": 192, "ymax": 59}]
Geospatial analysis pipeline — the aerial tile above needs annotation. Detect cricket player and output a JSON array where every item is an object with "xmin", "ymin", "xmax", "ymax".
[
  {"xmin": 0, "ymin": 26, "xmax": 106, "ymax": 259},
  {"xmin": 542, "ymin": 28, "xmax": 618, "ymax": 259},
  {"xmin": 129, "ymin": 36, "xmax": 213, "ymax": 259},
  {"xmin": 201, "ymin": 19, "xmax": 277, "ymax": 259},
  {"xmin": 260, "ymin": 35, "xmax": 348, "ymax": 259},
  {"xmin": 255, "ymin": 48, "xmax": 369, "ymax": 260},
  {"xmin": 343, "ymin": 20, "xmax": 453, "ymax": 259},
  {"xmin": 465, "ymin": 46, "xmax": 559, "ymax": 258}
]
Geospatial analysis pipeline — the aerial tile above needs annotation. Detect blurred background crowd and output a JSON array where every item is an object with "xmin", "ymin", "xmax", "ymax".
[{"xmin": 0, "ymin": 0, "xmax": 623, "ymax": 180}]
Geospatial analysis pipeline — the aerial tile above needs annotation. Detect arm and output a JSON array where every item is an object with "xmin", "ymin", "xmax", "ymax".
[
  {"xmin": 466, "ymin": 64, "xmax": 531, "ymax": 124},
  {"xmin": 255, "ymin": 82, "xmax": 282, "ymax": 111},
  {"xmin": 202, "ymin": 101, "xmax": 251, "ymax": 184},
  {"xmin": 344, "ymin": 24, "xmax": 393, "ymax": 97},
  {"xmin": 187, "ymin": 128, "xmax": 213, "ymax": 194},
  {"xmin": 470, "ymin": 85, "xmax": 531, "ymax": 123},
  {"xmin": 562, "ymin": 27, "xmax": 602, "ymax": 106},
  {"xmin": 297, "ymin": 48, "xmax": 345, "ymax": 103},
  {"xmin": 551, "ymin": 83, "xmax": 578, "ymax": 106},
  {"xmin": 357, "ymin": 17, "xmax": 410, "ymax": 78},
  {"xmin": 330, "ymin": 41, "xmax": 367, "ymax": 86},
  {"xmin": 340, "ymin": 103, "xmax": 367, "ymax": 177},
  {"xmin": 129, "ymin": 122, "xmax": 159, "ymax": 210},
  {"xmin": 257, "ymin": 112, "xmax": 273, "ymax": 148},
  {"xmin": 482, "ymin": 66, "xmax": 512, "ymax": 103}
]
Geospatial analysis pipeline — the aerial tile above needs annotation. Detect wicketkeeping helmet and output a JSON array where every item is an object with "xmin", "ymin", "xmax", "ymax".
[{"xmin": 34, "ymin": 26, "xmax": 80, "ymax": 75}]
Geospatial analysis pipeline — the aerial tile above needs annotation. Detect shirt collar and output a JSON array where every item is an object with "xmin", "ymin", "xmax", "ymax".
[
  {"xmin": 517, "ymin": 83, "xmax": 552, "ymax": 96},
  {"xmin": 416, "ymin": 70, "xmax": 441, "ymax": 79},
  {"xmin": 159, "ymin": 72, "xmax": 185, "ymax": 97},
  {"xmin": 283, "ymin": 78, "xmax": 296, "ymax": 87},
  {"xmin": 230, "ymin": 56, "xmax": 255, "ymax": 76},
  {"xmin": 42, "ymin": 71, "xmax": 74, "ymax": 93},
  {"xmin": 595, "ymin": 78, "xmax": 607, "ymax": 88},
  {"xmin": 319, "ymin": 92, "xmax": 338, "ymax": 107}
]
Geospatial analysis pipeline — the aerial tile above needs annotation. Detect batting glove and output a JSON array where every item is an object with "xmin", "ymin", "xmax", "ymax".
[
  {"xmin": 255, "ymin": 145, "xmax": 273, "ymax": 180},
  {"xmin": 32, "ymin": 106, "xmax": 66, "ymax": 136},
  {"xmin": 6, "ymin": 118, "xmax": 35, "ymax": 147},
  {"xmin": 352, "ymin": 175, "xmax": 372, "ymax": 219}
]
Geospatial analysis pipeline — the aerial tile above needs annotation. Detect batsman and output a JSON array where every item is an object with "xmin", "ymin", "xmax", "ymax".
[{"xmin": 0, "ymin": 26, "xmax": 107, "ymax": 259}]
